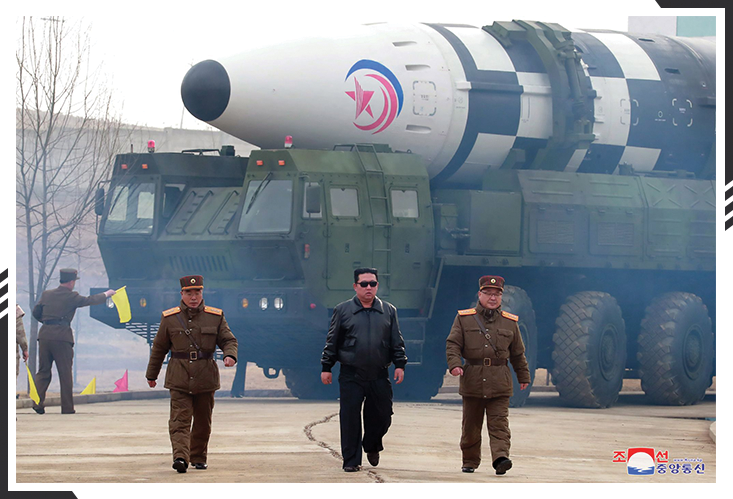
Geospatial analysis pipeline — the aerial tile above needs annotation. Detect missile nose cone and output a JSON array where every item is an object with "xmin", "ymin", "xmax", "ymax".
[{"xmin": 181, "ymin": 60, "xmax": 230, "ymax": 122}]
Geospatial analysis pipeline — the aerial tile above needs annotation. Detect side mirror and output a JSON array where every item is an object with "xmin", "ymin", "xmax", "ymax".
[
  {"xmin": 305, "ymin": 185, "xmax": 321, "ymax": 214},
  {"xmin": 94, "ymin": 187, "xmax": 105, "ymax": 216}
]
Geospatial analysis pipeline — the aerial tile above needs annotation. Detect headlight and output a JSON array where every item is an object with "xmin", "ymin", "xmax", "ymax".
[
  {"xmin": 106, "ymin": 298, "xmax": 115, "ymax": 308},
  {"xmin": 259, "ymin": 297, "xmax": 268, "ymax": 310},
  {"xmin": 274, "ymin": 297, "xmax": 284, "ymax": 310}
]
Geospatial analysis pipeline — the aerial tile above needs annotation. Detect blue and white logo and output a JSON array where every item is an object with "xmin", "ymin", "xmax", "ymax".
[{"xmin": 627, "ymin": 448, "xmax": 655, "ymax": 475}]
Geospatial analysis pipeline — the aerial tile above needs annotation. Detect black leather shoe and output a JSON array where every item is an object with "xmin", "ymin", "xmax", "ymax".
[
  {"xmin": 343, "ymin": 466, "xmax": 361, "ymax": 472},
  {"xmin": 191, "ymin": 463, "xmax": 207, "ymax": 470},
  {"xmin": 366, "ymin": 452, "xmax": 380, "ymax": 467},
  {"xmin": 461, "ymin": 466, "xmax": 475, "ymax": 473},
  {"xmin": 32, "ymin": 406, "xmax": 44, "ymax": 415},
  {"xmin": 493, "ymin": 457, "xmax": 512, "ymax": 475},
  {"xmin": 172, "ymin": 458, "xmax": 188, "ymax": 473}
]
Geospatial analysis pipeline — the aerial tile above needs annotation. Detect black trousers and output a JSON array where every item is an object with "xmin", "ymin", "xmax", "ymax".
[
  {"xmin": 34, "ymin": 340, "xmax": 75, "ymax": 413},
  {"xmin": 338, "ymin": 368, "xmax": 393, "ymax": 468}
]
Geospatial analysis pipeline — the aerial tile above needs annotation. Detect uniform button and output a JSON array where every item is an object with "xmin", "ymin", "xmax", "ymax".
[
  {"xmin": 190, "ymin": 377, "xmax": 194, "ymax": 380},
  {"xmin": 483, "ymin": 379, "xmax": 486, "ymax": 382},
  {"xmin": 485, "ymin": 345, "xmax": 488, "ymax": 348}
]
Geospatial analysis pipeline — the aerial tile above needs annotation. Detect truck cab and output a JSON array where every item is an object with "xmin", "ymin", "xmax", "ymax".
[{"xmin": 92, "ymin": 144, "xmax": 440, "ymax": 399}]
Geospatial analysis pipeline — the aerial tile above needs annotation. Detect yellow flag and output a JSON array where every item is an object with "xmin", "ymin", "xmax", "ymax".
[
  {"xmin": 80, "ymin": 377, "xmax": 96, "ymax": 395},
  {"xmin": 25, "ymin": 364, "xmax": 40, "ymax": 404},
  {"xmin": 111, "ymin": 286, "xmax": 131, "ymax": 323}
]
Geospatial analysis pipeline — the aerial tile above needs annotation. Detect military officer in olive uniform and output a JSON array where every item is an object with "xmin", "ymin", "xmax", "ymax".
[
  {"xmin": 446, "ymin": 275, "xmax": 530, "ymax": 475},
  {"xmin": 16, "ymin": 305, "xmax": 29, "ymax": 380},
  {"xmin": 146, "ymin": 275, "xmax": 238, "ymax": 473},
  {"xmin": 31, "ymin": 268, "xmax": 116, "ymax": 414}
]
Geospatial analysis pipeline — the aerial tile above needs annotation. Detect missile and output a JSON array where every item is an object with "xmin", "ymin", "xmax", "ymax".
[{"xmin": 181, "ymin": 20, "xmax": 716, "ymax": 184}]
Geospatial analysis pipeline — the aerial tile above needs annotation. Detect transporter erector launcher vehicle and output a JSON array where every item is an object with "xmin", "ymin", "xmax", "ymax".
[{"xmin": 91, "ymin": 20, "xmax": 715, "ymax": 408}]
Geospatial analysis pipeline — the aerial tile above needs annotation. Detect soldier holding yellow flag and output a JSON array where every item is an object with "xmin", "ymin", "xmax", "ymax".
[
  {"xmin": 146, "ymin": 275, "xmax": 238, "ymax": 473},
  {"xmin": 16, "ymin": 305, "xmax": 29, "ymax": 380},
  {"xmin": 31, "ymin": 268, "xmax": 116, "ymax": 415}
]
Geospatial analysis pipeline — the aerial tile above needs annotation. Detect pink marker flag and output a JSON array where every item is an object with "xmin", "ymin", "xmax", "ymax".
[{"xmin": 113, "ymin": 369, "xmax": 129, "ymax": 392}]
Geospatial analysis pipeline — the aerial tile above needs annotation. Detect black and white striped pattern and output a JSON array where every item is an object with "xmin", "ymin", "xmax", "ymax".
[{"xmin": 426, "ymin": 23, "xmax": 715, "ymax": 184}]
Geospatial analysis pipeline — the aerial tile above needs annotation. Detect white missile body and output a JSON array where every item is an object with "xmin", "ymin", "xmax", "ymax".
[{"xmin": 181, "ymin": 21, "xmax": 715, "ymax": 184}]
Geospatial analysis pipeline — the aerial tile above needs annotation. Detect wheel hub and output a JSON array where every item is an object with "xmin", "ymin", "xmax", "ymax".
[
  {"xmin": 683, "ymin": 327, "xmax": 703, "ymax": 380},
  {"xmin": 599, "ymin": 326, "xmax": 619, "ymax": 381}
]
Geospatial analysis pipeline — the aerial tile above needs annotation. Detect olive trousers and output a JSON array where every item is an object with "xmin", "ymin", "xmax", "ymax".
[
  {"xmin": 460, "ymin": 395, "xmax": 511, "ymax": 468},
  {"xmin": 33, "ymin": 340, "xmax": 75, "ymax": 414},
  {"xmin": 169, "ymin": 389, "xmax": 216, "ymax": 464}
]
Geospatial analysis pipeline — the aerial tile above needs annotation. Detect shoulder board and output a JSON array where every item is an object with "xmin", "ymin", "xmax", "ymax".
[
  {"xmin": 162, "ymin": 306, "xmax": 181, "ymax": 317},
  {"xmin": 458, "ymin": 308, "xmax": 477, "ymax": 316},
  {"xmin": 501, "ymin": 311, "xmax": 519, "ymax": 322},
  {"xmin": 204, "ymin": 306, "xmax": 223, "ymax": 316}
]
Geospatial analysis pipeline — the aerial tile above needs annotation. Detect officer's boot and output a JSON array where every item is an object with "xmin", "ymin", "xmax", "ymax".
[{"xmin": 493, "ymin": 456, "xmax": 512, "ymax": 475}]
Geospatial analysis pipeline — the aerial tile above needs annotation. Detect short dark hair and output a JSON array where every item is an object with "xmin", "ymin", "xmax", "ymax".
[{"xmin": 354, "ymin": 267, "xmax": 378, "ymax": 283}]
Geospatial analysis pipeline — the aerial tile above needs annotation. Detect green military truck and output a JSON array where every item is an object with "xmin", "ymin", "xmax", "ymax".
[{"xmin": 91, "ymin": 142, "xmax": 714, "ymax": 408}]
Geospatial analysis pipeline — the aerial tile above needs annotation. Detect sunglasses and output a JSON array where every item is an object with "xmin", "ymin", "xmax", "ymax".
[{"xmin": 357, "ymin": 281, "xmax": 378, "ymax": 288}]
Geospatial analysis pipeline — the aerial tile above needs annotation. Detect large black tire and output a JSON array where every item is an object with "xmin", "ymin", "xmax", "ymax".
[
  {"xmin": 283, "ymin": 366, "xmax": 339, "ymax": 400},
  {"xmin": 552, "ymin": 291, "xmax": 626, "ymax": 408},
  {"xmin": 637, "ymin": 292, "xmax": 713, "ymax": 406},
  {"xmin": 393, "ymin": 339, "xmax": 446, "ymax": 401},
  {"xmin": 502, "ymin": 285, "xmax": 538, "ymax": 408}
]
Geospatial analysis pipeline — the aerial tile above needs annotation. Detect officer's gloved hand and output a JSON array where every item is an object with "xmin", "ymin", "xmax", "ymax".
[{"xmin": 104, "ymin": 289, "xmax": 116, "ymax": 298}]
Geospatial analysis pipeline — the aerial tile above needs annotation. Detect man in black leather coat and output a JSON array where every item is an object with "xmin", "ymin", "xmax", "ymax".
[{"xmin": 321, "ymin": 267, "xmax": 407, "ymax": 472}]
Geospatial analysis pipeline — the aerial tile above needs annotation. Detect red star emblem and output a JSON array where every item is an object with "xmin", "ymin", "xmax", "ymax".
[{"xmin": 345, "ymin": 77, "xmax": 374, "ymax": 119}]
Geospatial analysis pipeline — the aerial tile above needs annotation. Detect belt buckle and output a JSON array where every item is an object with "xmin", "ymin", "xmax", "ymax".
[
  {"xmin": 189, "ymin": 351, "xmax": 198, "ymax": 361},
  {"xmin": 483, "ymin": 358, "xmax": 491, "ymax": 366}
]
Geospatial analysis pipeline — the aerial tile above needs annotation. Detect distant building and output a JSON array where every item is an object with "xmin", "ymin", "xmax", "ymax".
[
  {"xmin": 628, "ymin": 16, "xmax": 716, "ymax": 40},
  {"xmin": 120, "ymin": 125, "xmax": 257, "ymax": 157}
]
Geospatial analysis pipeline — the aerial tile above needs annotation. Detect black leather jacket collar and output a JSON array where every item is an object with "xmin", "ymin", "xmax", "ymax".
[{"xmin": 351, "ymin": 295, "xmax": 385, "ymax": 314}]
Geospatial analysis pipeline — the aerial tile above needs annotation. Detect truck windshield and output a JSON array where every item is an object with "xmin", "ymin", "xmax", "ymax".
[
  {"xmin": 238, "ymin": 179, "xmax": 293, "ymax": 234},
  {"xmin": 102, "ymin": 182, "xmax": 156, "ymax": 234}
]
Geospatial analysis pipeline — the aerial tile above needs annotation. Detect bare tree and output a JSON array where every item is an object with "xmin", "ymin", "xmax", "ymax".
[{"xmin": 16, "ymin": 16, "xmax": 130, "ymax": 373}]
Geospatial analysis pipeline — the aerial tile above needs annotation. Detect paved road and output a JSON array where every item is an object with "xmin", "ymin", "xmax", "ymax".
[{"xmin": 14, "ymin": 391, "xmax": 715, "ymax": 484}]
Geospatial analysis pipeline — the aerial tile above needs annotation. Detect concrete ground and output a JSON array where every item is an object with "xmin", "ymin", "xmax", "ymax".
[{"xmin": 14, "ymin": 390, "xmax": 715, "ymax": 484}]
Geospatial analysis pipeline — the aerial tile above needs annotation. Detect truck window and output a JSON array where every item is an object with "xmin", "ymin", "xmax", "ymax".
[
  {"xmin": 163, "ymin": 184, "xmax": 186, "ymax": 218},
  {"xmin": 391, "ymin": 189, "xmax": 419, "ymax": 218},
  {"xmin": 103, "ymin": 182, "xmax": 155, "ymax": 234},
  {"xmin": 239, "ymin": 179, "xmax": 293, "ymax": 234},
  {"xmin": 303, "ymin": 182, "xmax": 322, "ymax": 219},
  {"xmin": 330, "ymin": 187, "xmax": 359, "ymax": 217}
]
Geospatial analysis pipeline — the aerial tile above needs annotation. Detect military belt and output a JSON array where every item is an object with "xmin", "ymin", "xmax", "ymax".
[
  {"xmin": 170, "ymin": 351, "xmax": 215, "ymax": 361},
  {"xmin": 42, "ymin": 319, "xmax": 71, "ymax": 326},
  {"xmin": 465, "ymin": 358, "xmax": 507, "ymax": 366}
]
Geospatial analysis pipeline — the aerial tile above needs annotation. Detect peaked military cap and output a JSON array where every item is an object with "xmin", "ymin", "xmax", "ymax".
[
  {"xmin": 479, "ymin": 275, "xmax": 504, "ymax": 291},
  {"xmin": 60, "ymin": 268, "xmax": 79, "ymax": 283},
  {"xmin": 180, "ymin": 275, "xmax": 204, "ymax": 290}
]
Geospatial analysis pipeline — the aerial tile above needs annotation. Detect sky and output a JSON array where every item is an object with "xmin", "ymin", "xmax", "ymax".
[{"xmin": 6, "ymin": 0, "xmax": 728, "ymax": 497}]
